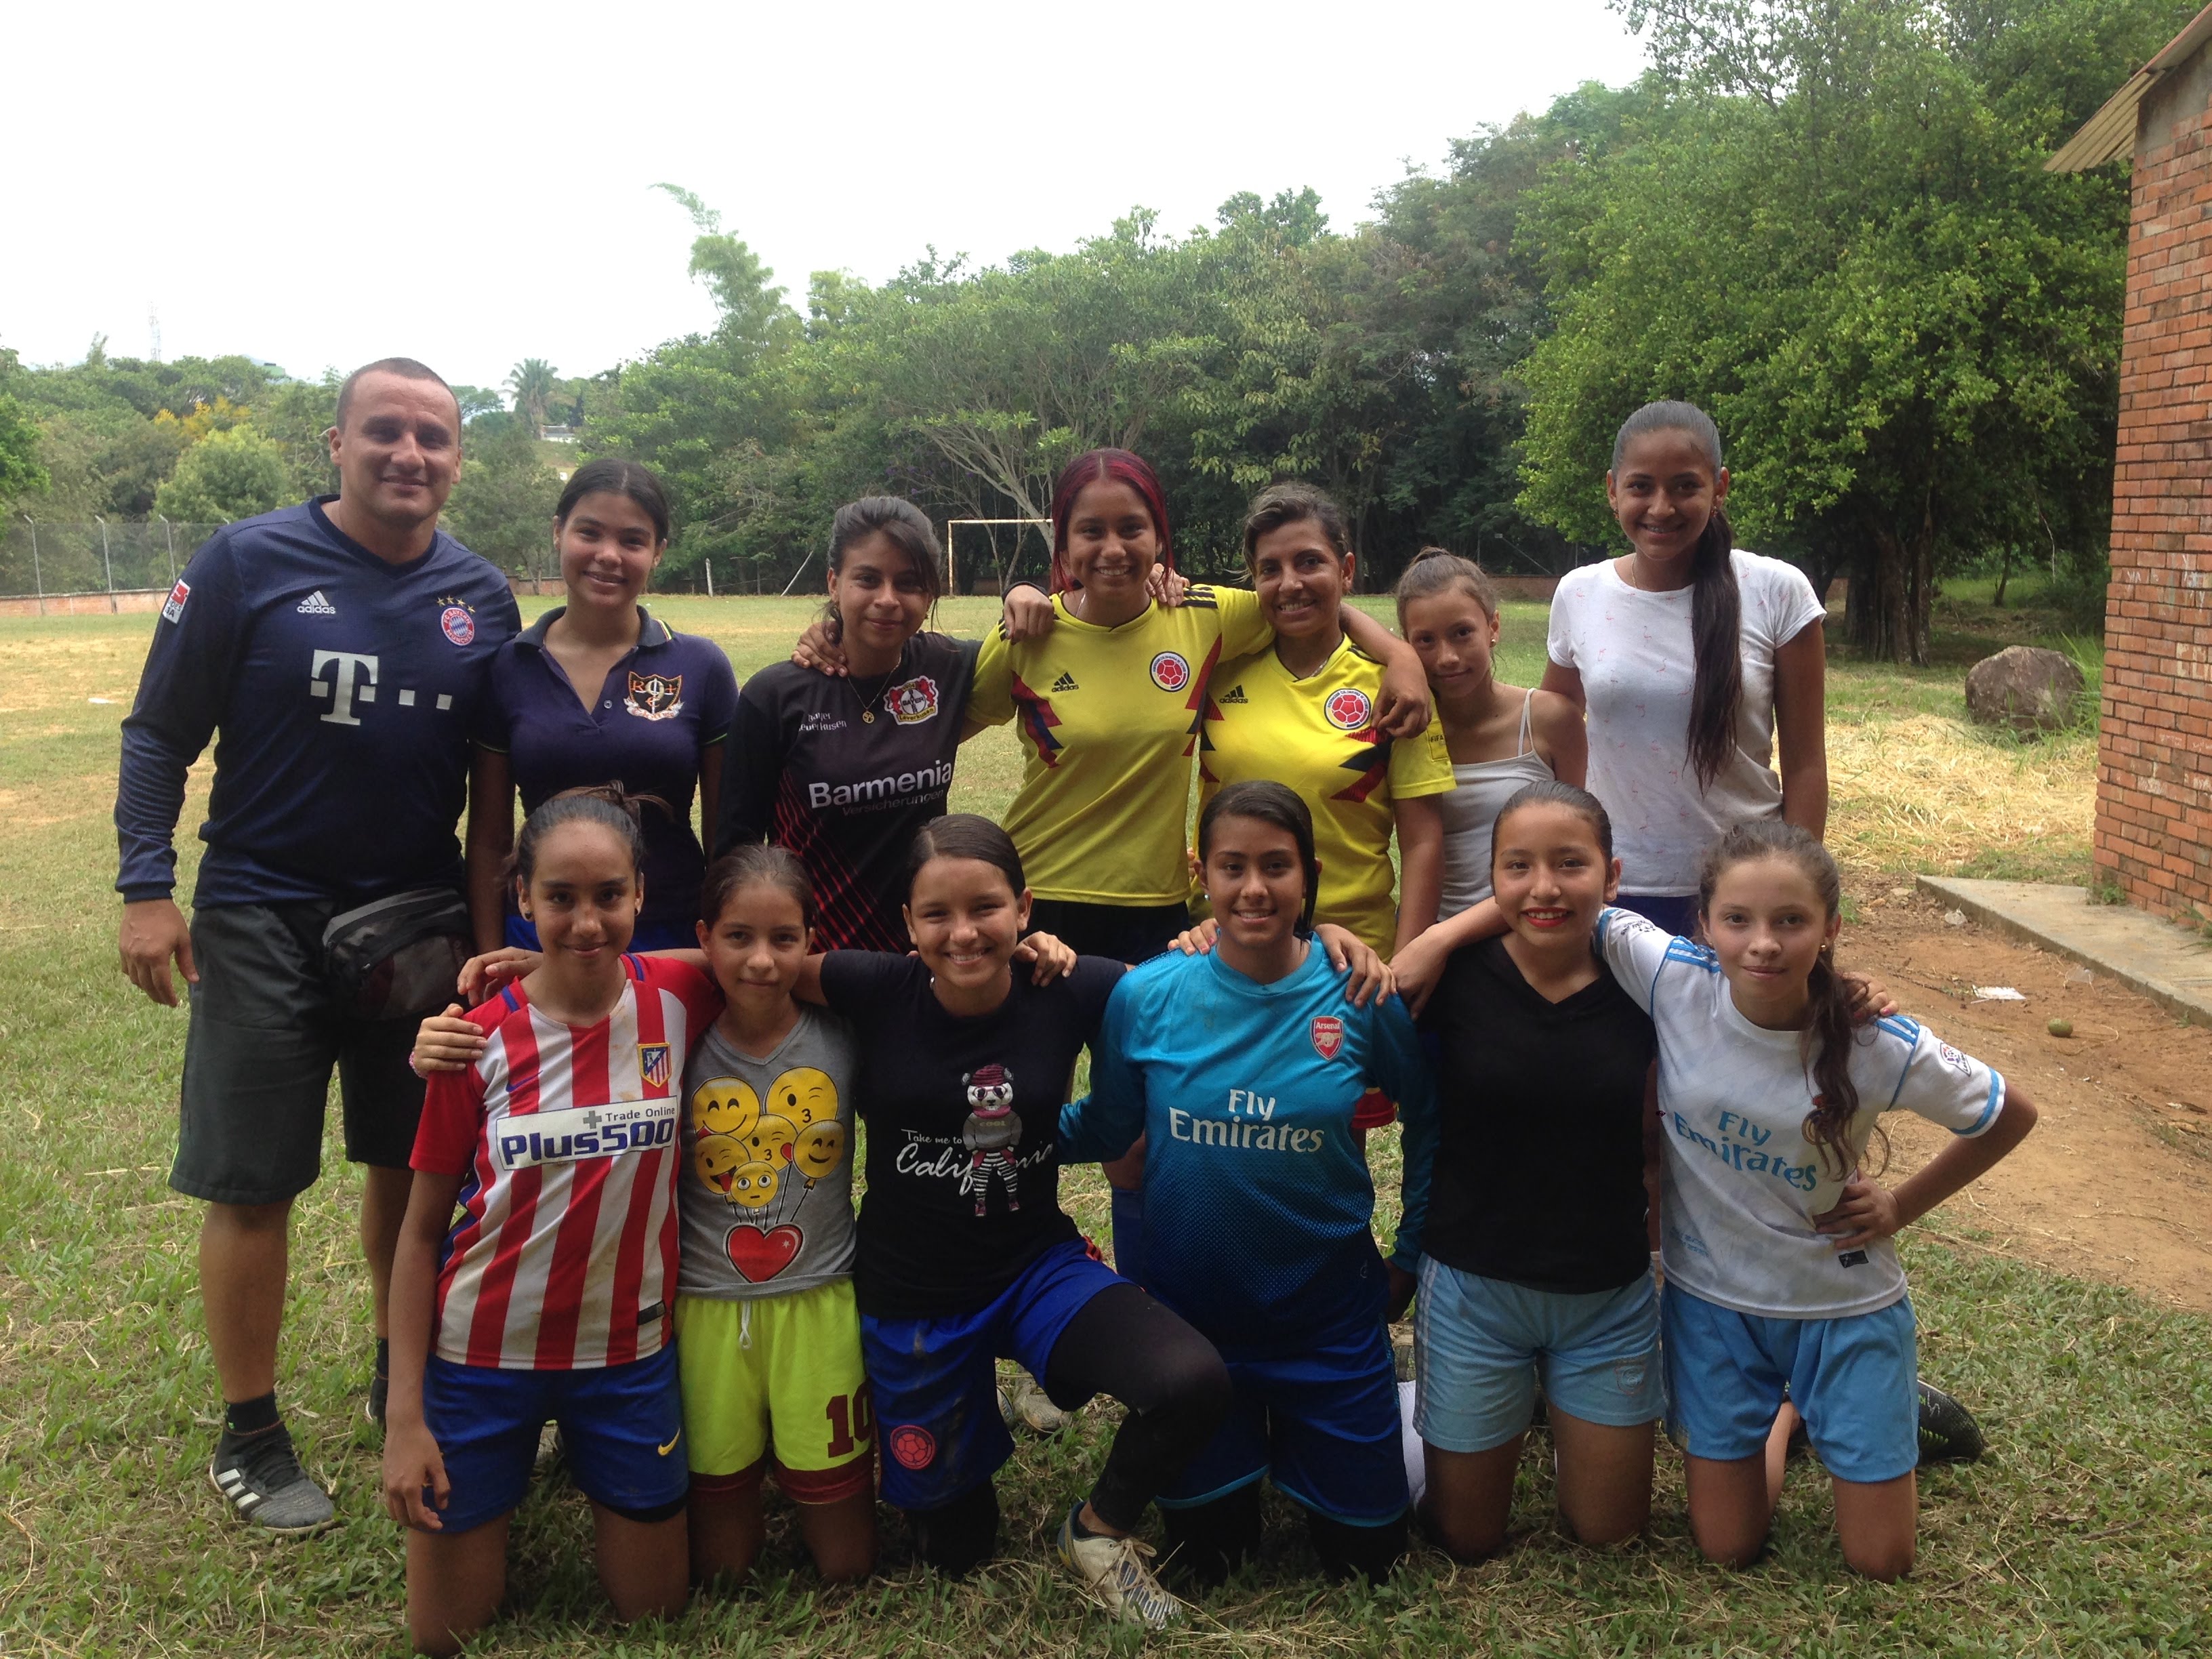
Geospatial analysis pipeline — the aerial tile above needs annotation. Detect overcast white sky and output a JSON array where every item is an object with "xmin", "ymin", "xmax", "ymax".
[{"xmin": 3, "ymin": 1, "xmax": 1650, "ymax": 395}]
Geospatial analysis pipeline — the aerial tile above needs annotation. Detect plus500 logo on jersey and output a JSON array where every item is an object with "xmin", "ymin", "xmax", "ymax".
[{"xmin": 497, "ymin": 1099, "xmax": 680, "ymax": 1170}]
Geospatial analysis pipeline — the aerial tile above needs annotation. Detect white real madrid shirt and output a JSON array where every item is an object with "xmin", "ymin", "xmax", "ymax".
[{"xmin": 1596, "ymin": 907, "xmax": 2006, "ymax": 1319}]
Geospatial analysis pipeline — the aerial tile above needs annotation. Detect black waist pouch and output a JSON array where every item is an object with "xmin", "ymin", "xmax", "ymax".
[{"xmin": 322, "ymin": 888, "xmax": 473, "ymax": 1021}]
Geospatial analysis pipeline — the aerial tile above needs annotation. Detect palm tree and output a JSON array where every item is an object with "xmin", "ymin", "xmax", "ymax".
[{"xmin": 506, "ymin": 359, "xmax": 559, "ymax": 438}]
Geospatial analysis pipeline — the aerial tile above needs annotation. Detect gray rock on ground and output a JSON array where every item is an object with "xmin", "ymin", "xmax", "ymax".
[{"xmin": 1965, "ymin": 645, "xmax": 2085, "ymax": 735}]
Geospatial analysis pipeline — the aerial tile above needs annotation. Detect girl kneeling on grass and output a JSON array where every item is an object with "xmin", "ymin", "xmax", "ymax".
[
  {"xmin": 1601, "ymin": 820, "xmax": 2036, "ymax": 1577},
  {"xmin": 1406, "ymin": 781, "xmax": 1662, "ymax": 1561},
  {"xmin": 384, "ymin": 791, "xmax": 718, "ymax": 1656},
  {"xmin": 1062, "ymin": 781, "xmax": 1436, "ymax": 1585}
]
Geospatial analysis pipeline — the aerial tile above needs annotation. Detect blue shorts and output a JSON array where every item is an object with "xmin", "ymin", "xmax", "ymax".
[
  {"xmin": 1160, "ymin": 1320, "xmax": 1408, "ymax": 1527},
  {"xmin": 1662, "ymin": 1286, "xmax": 1919, "ymax": 1483},
  {"xmin": 1414, "ymin": 1259, "xmax": 1662, "ymax": 1453},
  {"xmin": 419, "ymin": 1345, "xmax": 688, "ymax": 1534},
  {"xmin": 862, "ymin": 1237, "xmax": 1122, "ymax": 1511}
]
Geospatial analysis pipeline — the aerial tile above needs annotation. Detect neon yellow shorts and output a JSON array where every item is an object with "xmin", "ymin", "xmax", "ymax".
[{"xmin": 674, "ymin": 1280, "xmax": 874, "ymax": 1503}]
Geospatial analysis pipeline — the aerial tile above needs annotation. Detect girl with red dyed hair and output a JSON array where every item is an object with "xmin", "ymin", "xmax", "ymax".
[{"xmin": 976, "ymin": 447, "xmax": 1431, "ymax": 964}]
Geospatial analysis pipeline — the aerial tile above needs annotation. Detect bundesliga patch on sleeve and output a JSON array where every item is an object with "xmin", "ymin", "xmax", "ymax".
[{"xmin": 161, "ymin": 579, "xmax": 190, "ymax": 623}]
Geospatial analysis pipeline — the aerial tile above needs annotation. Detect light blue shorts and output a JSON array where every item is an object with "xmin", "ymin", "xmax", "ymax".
[
  {"xmin": 1662, "ymin": 1285, "xmax": 1919, "ymax": 1483},
  {"xmin": 1413, "ymin": 1258, "xmax": 1662, "ymax": 1454}
]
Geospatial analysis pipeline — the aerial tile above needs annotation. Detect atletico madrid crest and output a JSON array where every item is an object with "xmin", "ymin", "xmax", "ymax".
[
  {"xmin": 638, "ymin": 1044, "xmax": 672, "ymax": 1090},
  {"xmin": 1310, "ymin": 1016, "xmax": 1345, "ymax": 1061}
]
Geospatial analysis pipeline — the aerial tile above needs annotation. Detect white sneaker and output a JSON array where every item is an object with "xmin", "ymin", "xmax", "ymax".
[
  {"xmin": 1008, "ymin": 1368, "xmax": 1069, "ymax": 1435},
  {"xmin": 1056, "ymin": 1505, "xmax": 1183, "ymax": 1628}
]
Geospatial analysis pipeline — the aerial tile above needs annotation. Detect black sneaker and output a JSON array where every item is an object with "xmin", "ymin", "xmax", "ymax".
[
  {"xmin": 209, "ymin": 1423, "xmax": 336, "ymax": 1534},
  {"xmin": 1916, "ymin": 1378, "xmax": 1984, "ymax": 1465}
]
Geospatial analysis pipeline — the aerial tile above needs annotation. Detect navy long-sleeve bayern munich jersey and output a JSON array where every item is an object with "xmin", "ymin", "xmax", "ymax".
[
  {"xmin": 1063, "ymin": 947, "xmax": 1437, "ymax": 1353},
  {"xmin": 115, "ymin": 497, "xmax": 519, "ymax": 906}
]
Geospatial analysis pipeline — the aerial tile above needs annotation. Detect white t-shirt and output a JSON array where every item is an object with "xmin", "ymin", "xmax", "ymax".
[
  {"xmin": 1547, "ymin": 551, "xmax": 1826, "ymax": 896},
  {"xmin": 1595, "ymin": 907, "xmax": 2006, "ymax": 1319}
]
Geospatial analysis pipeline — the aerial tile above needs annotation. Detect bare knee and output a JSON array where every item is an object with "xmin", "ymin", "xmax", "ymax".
[
  {"xmin": 1425, "ymin": 1507, "xmax": 1509, "ymax": 1563},
  {"xmin": 1843, "ymin": 1536, "xmax": 1914, "ymax": 1581},
  {"xmin": 206, "ymin": 1198, "xmax": 291, "ymax": 1235},
  {"xmin": 1561, "ymin": 1501, "xmax": 1647, "ymax": 1550},
  {"xmin": 1689, "ymin": 1513, "xmax": 1767, "ymax": 1568}
]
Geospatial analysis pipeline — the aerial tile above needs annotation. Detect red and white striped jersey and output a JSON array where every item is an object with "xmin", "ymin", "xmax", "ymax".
[{"xmin": 413, "ymin": 954, "xmax": 722, "ymax": 1370}]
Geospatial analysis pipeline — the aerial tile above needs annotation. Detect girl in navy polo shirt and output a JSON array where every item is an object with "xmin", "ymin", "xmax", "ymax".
[{"xmin": 468, "ymin": 460, "xmax": 738, "ymax": 953}]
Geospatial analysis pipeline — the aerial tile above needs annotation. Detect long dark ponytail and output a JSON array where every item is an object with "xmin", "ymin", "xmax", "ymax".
[
  {"xmin": 1696, "ymin": 821, "xmax": 1871, "ymax": 1180},
  {"xmin": 1613, "ymin": 401, "xmax": 1741, "ymax": 790}
]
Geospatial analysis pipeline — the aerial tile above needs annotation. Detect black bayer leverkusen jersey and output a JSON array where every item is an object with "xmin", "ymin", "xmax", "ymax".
[
  {"xmin": 717, "ymin": 634, "xmax": 980, "ymax": 952},
  {"xmin": 815, "ymin": 951, "xmax": 1122, "ymax": 1318}
]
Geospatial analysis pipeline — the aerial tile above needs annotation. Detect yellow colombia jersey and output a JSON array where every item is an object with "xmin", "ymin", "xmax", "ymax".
[
  {"xmin": 1198, "ymin": 636, "xmax": 1454, "ymax": 954},
  {"xmin": 970, "ymin": 587, "xmax": 1271, "ymax": 905}
]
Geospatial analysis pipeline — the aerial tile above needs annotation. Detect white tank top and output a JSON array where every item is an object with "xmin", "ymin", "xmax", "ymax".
[{"xmin": 1438, "ymin": 691, "xmax": 1557, "ymax": 917}]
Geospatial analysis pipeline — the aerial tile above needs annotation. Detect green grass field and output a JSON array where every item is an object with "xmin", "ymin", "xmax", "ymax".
[{"xmin": 4, "ymin": 590, "xmax": 2200, "ymax": 1657}]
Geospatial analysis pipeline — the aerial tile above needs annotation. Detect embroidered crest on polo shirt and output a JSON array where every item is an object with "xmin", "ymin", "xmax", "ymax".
[
  {"xmin": 1325, "ymin": 687, "xmax": 1373, "ymax": 731},
  {"xmin": 626, "ymin": 671, "xmax": 684, "ymax": 721},
  {"xmin": 1150, "ymin": 651, "xmax": 1191, "ymax": 692},
  {"xmin": 886, "ymin": 674, "xmax": 941, "ymax": 725}
]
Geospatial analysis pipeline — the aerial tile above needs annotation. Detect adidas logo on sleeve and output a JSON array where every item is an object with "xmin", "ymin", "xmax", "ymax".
[
  {"xmin": 295, "ymin": 590, "xmax": 337, "ymax": 615},
  {"xmin": 1050, "ymin": 671, "xmax": 1080, "ymax": 692}
]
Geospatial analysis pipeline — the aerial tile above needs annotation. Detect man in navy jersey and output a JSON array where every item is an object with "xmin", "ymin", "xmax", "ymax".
[{"xmin": 115, "ymin": 359, "xmax": 520, "ymax": 1534}]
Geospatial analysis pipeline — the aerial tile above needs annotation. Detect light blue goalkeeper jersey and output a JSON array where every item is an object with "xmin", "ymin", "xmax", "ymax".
[{"xmin": 1061, "ymin": 945, "xmax": 1436, "ymax": 1352}]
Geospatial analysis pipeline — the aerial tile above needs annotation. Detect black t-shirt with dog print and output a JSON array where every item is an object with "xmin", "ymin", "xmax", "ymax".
[{"xmin": 817, "ymin": 951, "xmax": 1124, "ymax": 1317}]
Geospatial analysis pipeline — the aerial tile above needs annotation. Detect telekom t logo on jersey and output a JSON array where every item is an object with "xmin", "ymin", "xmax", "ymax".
[{"xmin": 309, "ymin": 651, "xmax": 454, "ymax": 726}]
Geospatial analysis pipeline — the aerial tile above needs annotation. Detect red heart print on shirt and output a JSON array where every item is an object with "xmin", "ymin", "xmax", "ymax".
[{"xmin": 725, "ymin": 1224, "xmax": 802, "ymax": 1282}]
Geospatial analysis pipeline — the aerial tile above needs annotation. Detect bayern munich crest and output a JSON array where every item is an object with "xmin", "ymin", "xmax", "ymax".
[
  {"xmin": 439, "ymin": 604, "xmax": 475, "ymax": 646},
  {"xmin": 1325, "ymin": 687, "xmax": 1373, "ymax": 731},
  {"xmin": 1149, "ymin": 651, "xmax": 1191, "ymax": 692}
]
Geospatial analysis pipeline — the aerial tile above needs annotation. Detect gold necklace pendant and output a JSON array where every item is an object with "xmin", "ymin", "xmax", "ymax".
[{"xmin": 861, "ymin": 709, "xmax": 875, "ymax": 723}]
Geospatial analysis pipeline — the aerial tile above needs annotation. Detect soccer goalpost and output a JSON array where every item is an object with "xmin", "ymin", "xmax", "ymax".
[{"xmin": 944, "ymin": 518, "xmax": 1050, "ymax": 592}]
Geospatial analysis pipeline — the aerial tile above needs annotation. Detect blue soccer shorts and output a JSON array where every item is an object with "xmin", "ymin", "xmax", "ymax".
[
  {"xmin": 1663, "ymin": 1285, "xmax": 1919, "ymax": 1483},
  {"xmin": 418, "ymin": 1343, "xmax": 687, "ymax": 1534},
  {"xmin": 1156, "ymin": 1318, "xmax": 1408, "ymax": 1528},
  {"xmin": 862, "ymin": 1237, "xmax": 1122, "ymax": 1512},
  {"xmin": 1414, "ymin": 1258, "xmax": 1663, "ymax": 1454}
]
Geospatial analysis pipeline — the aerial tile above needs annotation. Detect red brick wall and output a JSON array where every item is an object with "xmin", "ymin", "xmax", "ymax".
[{"xmin": 2100, "ymin": 64, "xmax": 2212, "ymax": 919}]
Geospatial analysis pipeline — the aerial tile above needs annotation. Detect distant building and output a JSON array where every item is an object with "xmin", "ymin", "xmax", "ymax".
[
  {"xmin": 541, "ymin": 425, "xmax": 578, "ymax": 445},
  {"xmin": 2053, "ymin": 5, "xmax": 2212, "ymax": 920}
]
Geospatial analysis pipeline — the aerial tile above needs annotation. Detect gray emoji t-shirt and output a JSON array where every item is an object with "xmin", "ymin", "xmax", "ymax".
[{"xmin": 676, "ymin": 1006, "xmax": 859, "ymax": 1300}]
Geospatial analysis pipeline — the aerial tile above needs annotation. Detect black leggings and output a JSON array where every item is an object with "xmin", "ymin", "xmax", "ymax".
[
  {"xmin": 1160, "ymin": 1483, "xmax": 1407, "ymax": 1584},
  {"xmin": 906, "ymin": 1283, "xmax": 1231, "ymax": 1575}
]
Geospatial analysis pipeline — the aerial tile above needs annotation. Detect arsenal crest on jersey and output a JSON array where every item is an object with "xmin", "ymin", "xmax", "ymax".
[
  {"xmin": 626, "ymin": 671, "xmax": 684, "ymax": 721},
  {"xmin": 887, "ymin": 674, "xmax": 941, "ymax": 725},
  {"xmin": 1310, "ymin": 1015, "xmax": 1345, "ymax": 1061},
  {"xmin": 1324, "ymin": 687, "xmax": 1373, "ymax": 731}
]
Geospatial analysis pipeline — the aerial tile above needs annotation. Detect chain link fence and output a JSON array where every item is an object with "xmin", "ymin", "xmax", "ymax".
[{"xmin": 1, "ymin": 518, "xmax": 225, "ymax": 609}]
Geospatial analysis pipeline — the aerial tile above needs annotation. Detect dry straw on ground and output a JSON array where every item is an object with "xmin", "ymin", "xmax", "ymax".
[{"xmin": 1826, "ymin": 714, "xmax": 2095, "ymax": 874}]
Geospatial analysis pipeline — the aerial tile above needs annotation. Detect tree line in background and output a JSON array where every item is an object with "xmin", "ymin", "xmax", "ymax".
[{"xmin": 0, "ymin": 0, "xmax": 2191, "ymax": 660}]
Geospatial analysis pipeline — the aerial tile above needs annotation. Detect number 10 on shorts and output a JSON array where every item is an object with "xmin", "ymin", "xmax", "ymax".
[{"xmin": 825, "ymin": 1385, "xmax": 875, "ymax": 1458}]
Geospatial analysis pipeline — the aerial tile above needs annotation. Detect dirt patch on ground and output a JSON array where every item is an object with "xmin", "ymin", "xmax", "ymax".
[{"xmin": 1841, "ymin": 878, "xmax": 2212, "ymax": 1311}]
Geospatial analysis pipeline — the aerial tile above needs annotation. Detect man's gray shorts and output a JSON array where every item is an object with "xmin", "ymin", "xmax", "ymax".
[{"xmin": 171, "ymin": 901, "xmax": 426, "ymax": 1206}]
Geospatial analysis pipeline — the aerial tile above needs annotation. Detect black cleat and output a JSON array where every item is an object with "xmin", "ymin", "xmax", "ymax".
[{"xmin": 1915, "ymin": 1378, "xmax": 1984, "ymax": 1465}]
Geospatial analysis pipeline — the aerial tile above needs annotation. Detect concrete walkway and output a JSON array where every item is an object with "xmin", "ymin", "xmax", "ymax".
[{"xmin": 1914, "ymin": 876, "xmax": 2212, "ymax": 1027}]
